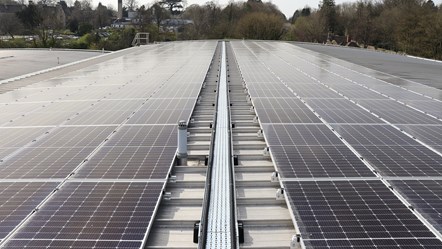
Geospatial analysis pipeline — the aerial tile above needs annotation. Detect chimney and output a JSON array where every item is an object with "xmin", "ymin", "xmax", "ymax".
[{"xmin": 118, "ymin": 0, "xmax": 123, "ymax": 19}]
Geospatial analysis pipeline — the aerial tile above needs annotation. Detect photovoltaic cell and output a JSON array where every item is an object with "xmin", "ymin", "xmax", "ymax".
[
  {"xmin": 391, "ymin": 180, "xmax": 442, "ymax": 233},
  {"xmin": 0, "ymin": 147, "xmax": 93, "ymax": 179},
  {"xmin": 305, "ymin": 98, "xmax": 362, "ymax": 110},
  {"xmin": 313, "ymin": 108, "xmax": 382, "ymax": 124},
  {"xmin": 406, "ymin": 100, "xmax": 442, "ymax": 117},
  {"xmin": 262, "ymin": 124, "xmax": 342, "ymax": 146},
  {"xmin": 248, "ymin": 88, "xmax": 295, "ymax": 98},
  {"xmin": 397, "ymin": 125, "xmax": 442, "ymax": 148},
  {"xmin": 253, "ymin": 98, "xmax": 308, "ymax": 110},
  {"xmin": 339, "ymin": 89, "xmax": 387, "ymax": 100},
  {"xmin": 153, "ymin": 85, "xmax": 201, "ymax": 98},
  {"xmin": 0, "ymin": 148, "xmax": 17, "ymax": 160},
  {"xmin": 75, "ymin": 146, "xmax": 176, "ymax": 179},
  {"xmin": 356, "ymin": 100, "xmax": 442, "ymax": 124},
  {"xmin": 32, "ymin": 126, "xmax": 115, "ymax": 148},
  {"xmin": 106, "ymin": 125, "xmax": 176, "ymax": 147},
  {"xmin": 292, "ymin": 88, "xmax": 341, "ymax": 99},
  {"xmin": 376, "ymin": 110, "xmax": 441, "ymax": 124},
  {"xmin": 305, "ymin": 238, "xmax": 442, "ymax": 249},
  {"xmin": 66, "ymin": 110, "xmax": 134, "ymax": 125},
  {"xmin": 4, "ymin": 240, "xmax": 141, "ymax": 249},
  {"xmin": 128, "ymin": 109, "xmax": 193, "ymax": 125},
  {"xmin": 353, "ymin": 145, "xmax": 442, "ymax": 176},
  {"xmin": 285, "ymin": 181, "xmax": 440, "ymax": 244},
  {"xmin": 332, "ymin": 125, "xmax": 421, "ymax": 146},
  {"xmin": 4, "ymin": 182, "xmax": 163, "ymax": 248},
  {"xmin": 253, "ymin": 98, "xmax": 321, "ymax": 123},
  {"xmin": 328, "ymin": 125, "xmax": 442, "ymax": 176},
  {"xmin": 0, "ymin": 182, "xmax": 58, "ymax": 240},
  {"xmin": 0, "ymin": 127, "xmax": 48, "ymax": 148},
  {"xmin": 271, "ymin": 145, "xmax": 374, "ymax": 178},
  {"xmin": 5, "ymin": 111, "xmax": 77, "ymax": 127}
]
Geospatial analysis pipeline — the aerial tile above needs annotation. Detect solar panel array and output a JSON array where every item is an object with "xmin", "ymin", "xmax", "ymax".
[
  {"xmin": 0, "ymin": 41, "xmax": 217, "ymax": 248},
  {"xmin": 232, "ymin": 40, "xmax": 442, "ymax": 248}
]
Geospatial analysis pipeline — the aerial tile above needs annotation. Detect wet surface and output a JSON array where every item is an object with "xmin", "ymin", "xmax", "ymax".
[
  {"xmin": 293, "ymin": 43, "xmax": 442, "ymax": 91},
  {"xmin": 0, "ymin": 49, "xmax": 102, "ymax": 81}
]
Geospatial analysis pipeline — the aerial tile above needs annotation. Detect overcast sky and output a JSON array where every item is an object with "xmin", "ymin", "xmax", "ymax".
[{"xmin": 98, "ymin": 0, "xmax": 442, "ymax": 19}]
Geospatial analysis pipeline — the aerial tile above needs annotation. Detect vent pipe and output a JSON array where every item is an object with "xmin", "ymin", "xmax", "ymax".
[{"xmin": 177, "ymin": 120, "xmax": 188, "ymax": 165}]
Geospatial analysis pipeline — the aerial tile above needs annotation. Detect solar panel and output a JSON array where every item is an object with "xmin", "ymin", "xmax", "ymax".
[
  {"xmin": 305, "ymin": 98, "xmax": 362, "ymax": 110},
  {"xmin": 153, "ymin": 85, "xmax": 202, "ymax": 98},
  {"xmin": 0, "ymin": 148, "xmax": 17, "ymax": 160},
  {"xmin": 248, "ymin": 88, "xmax": 295, "ymax": 98},
  {"xmin": 85, "ymin": 99, "xmax": 145, "ymax": 111},
  {"xmin": 397, "ymin": 125, "xmax": 442, "ymax": 148},
  {"xmin": 338, "ymin": 89, "xmax": 387, "ymax": 99},
  {"xmin": 406, "ymin": 100, "xmax": 442, "ymax": 117},
  {"xmin": 262, "ymin": 124, "xmax": 342, "ymax": 146},
  {"xmin": 256, "ymin": 108, "xmax": 320, "ymax": 124},
  {"xmin": 378, "ymin": 110, "xmax": 441, "ymax": 124},
  {"xmin": 4, "ymin": 240, "xmax": 142, "ymax": 248},
  {"xmin": 105, "ymin": 125, "xmax": 176, "ymax": 147},
  {"xmin": 0, "ymin": 147, "xmax": 93, "ymax": 179},
  {"xmin": 356, "ymin": 99, "xmax": 423, "ymax": 112},
  {"xmin": 332, "ymin": 125, "xmax": 421, "ymax": 146},
  {"xmin": 66, "ymin": 110, "xmax": 135, "ymax": 125},
  {"xmin": 4, "ymin": 182, "xmax": 163, "ymax": 248},
  {"xmin": 0, "ymin": 182, "xmax": 58, "ymax": 240},
  {"xmin": 391, "ymin": 180, "xmax": 442, "ymax": 233},
  {"xmin": 290, "ymin": 87, "xmax": 341, "ymax": 99},
  {"xmin": 271, "ymin": 145, "xmax": 374, "ymax": 178},
  {"xmin": 313, "ymin": 108, "xmax": 382, "ymax": 124},
  {"xmin": 381, "ymin": 90, "xmax": 432, "ymax": 101},
  {"xmin": 1, "ymin": 102, "xmax": 42, "ymax": 113},
  {"xmin": 232, "ymin": 40, "xmax": 442, "ymax": 247},
  {"xmin": 128, "ymin": 109, "xmax": 193, "ymax": 124},
  {"xmin": 356, "ymin": 100, "xmax": 442, "ymax": 124},
  {"xmin": 127, "ymin": 98, "xmax": 195, "ymax": 124},
  {"xmin": 75, "ymin": 146, "xmax": 176, "ymax": 179},
  {"xmin": 32, "ymin": 126, "xmax": 115, "ymax": 148},
  {"xmin": 305, "ymin": 238, "xmax": 442, "ymax": 249},
  {"xmin": 0, "ymin": 127, "xmax": 48, "ymax": 148},
  {"xmin": 254, "ymin": 98, "xmax": 308, "ymax": 110},
  {"xmin": 352, "ymin": 145, "xmax": 442, "ymax": 176},
  {"xmin": 5, "ymin": 111, "xmax": 78, "ymax": 127},
  {"xmin": 285, "ymin": 180, "xmax": 442, "ymax": 247}
]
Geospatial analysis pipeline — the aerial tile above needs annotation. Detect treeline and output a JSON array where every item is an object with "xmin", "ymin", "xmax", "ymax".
[
  {"xmin": 178, "ymin": 0, "xmax": 442, "ymax": 60},
  {"xmin": 0, "ymin": 0, "xmax": 441, "ymax": 59},
  {"xmin": 288, "ymin": 0, "xmax": 442, "ymax": 60},
  {"xmin": 0, "ymin": 0, "xmax": 134, "ymax": 50}
]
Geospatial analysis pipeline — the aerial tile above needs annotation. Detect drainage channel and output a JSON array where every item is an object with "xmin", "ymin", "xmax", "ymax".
[
  {"xmin": 227, "ymin": 43, "xmax": 299, "ymax": 248},
  {"xmin": 145, "ymin": 42, "xmax": 221, "ymax": 248}
]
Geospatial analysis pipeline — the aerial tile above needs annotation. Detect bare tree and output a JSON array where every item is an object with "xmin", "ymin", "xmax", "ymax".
[
  {"xmin": 160, "ymin": 0, "xmax": 183, "ymax": 15},
  {"xmin": 125, "ymin": 0, "xmax": 138, "ymax": 11},
  {"xmin": 0, "ymin": 13, "xmax": 24, "ymax": 39}
]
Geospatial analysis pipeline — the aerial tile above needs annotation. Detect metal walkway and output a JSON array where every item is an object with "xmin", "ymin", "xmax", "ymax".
[{"xmin": 205, "ymin": 41, "xmax": 234, "ymax": 248}]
